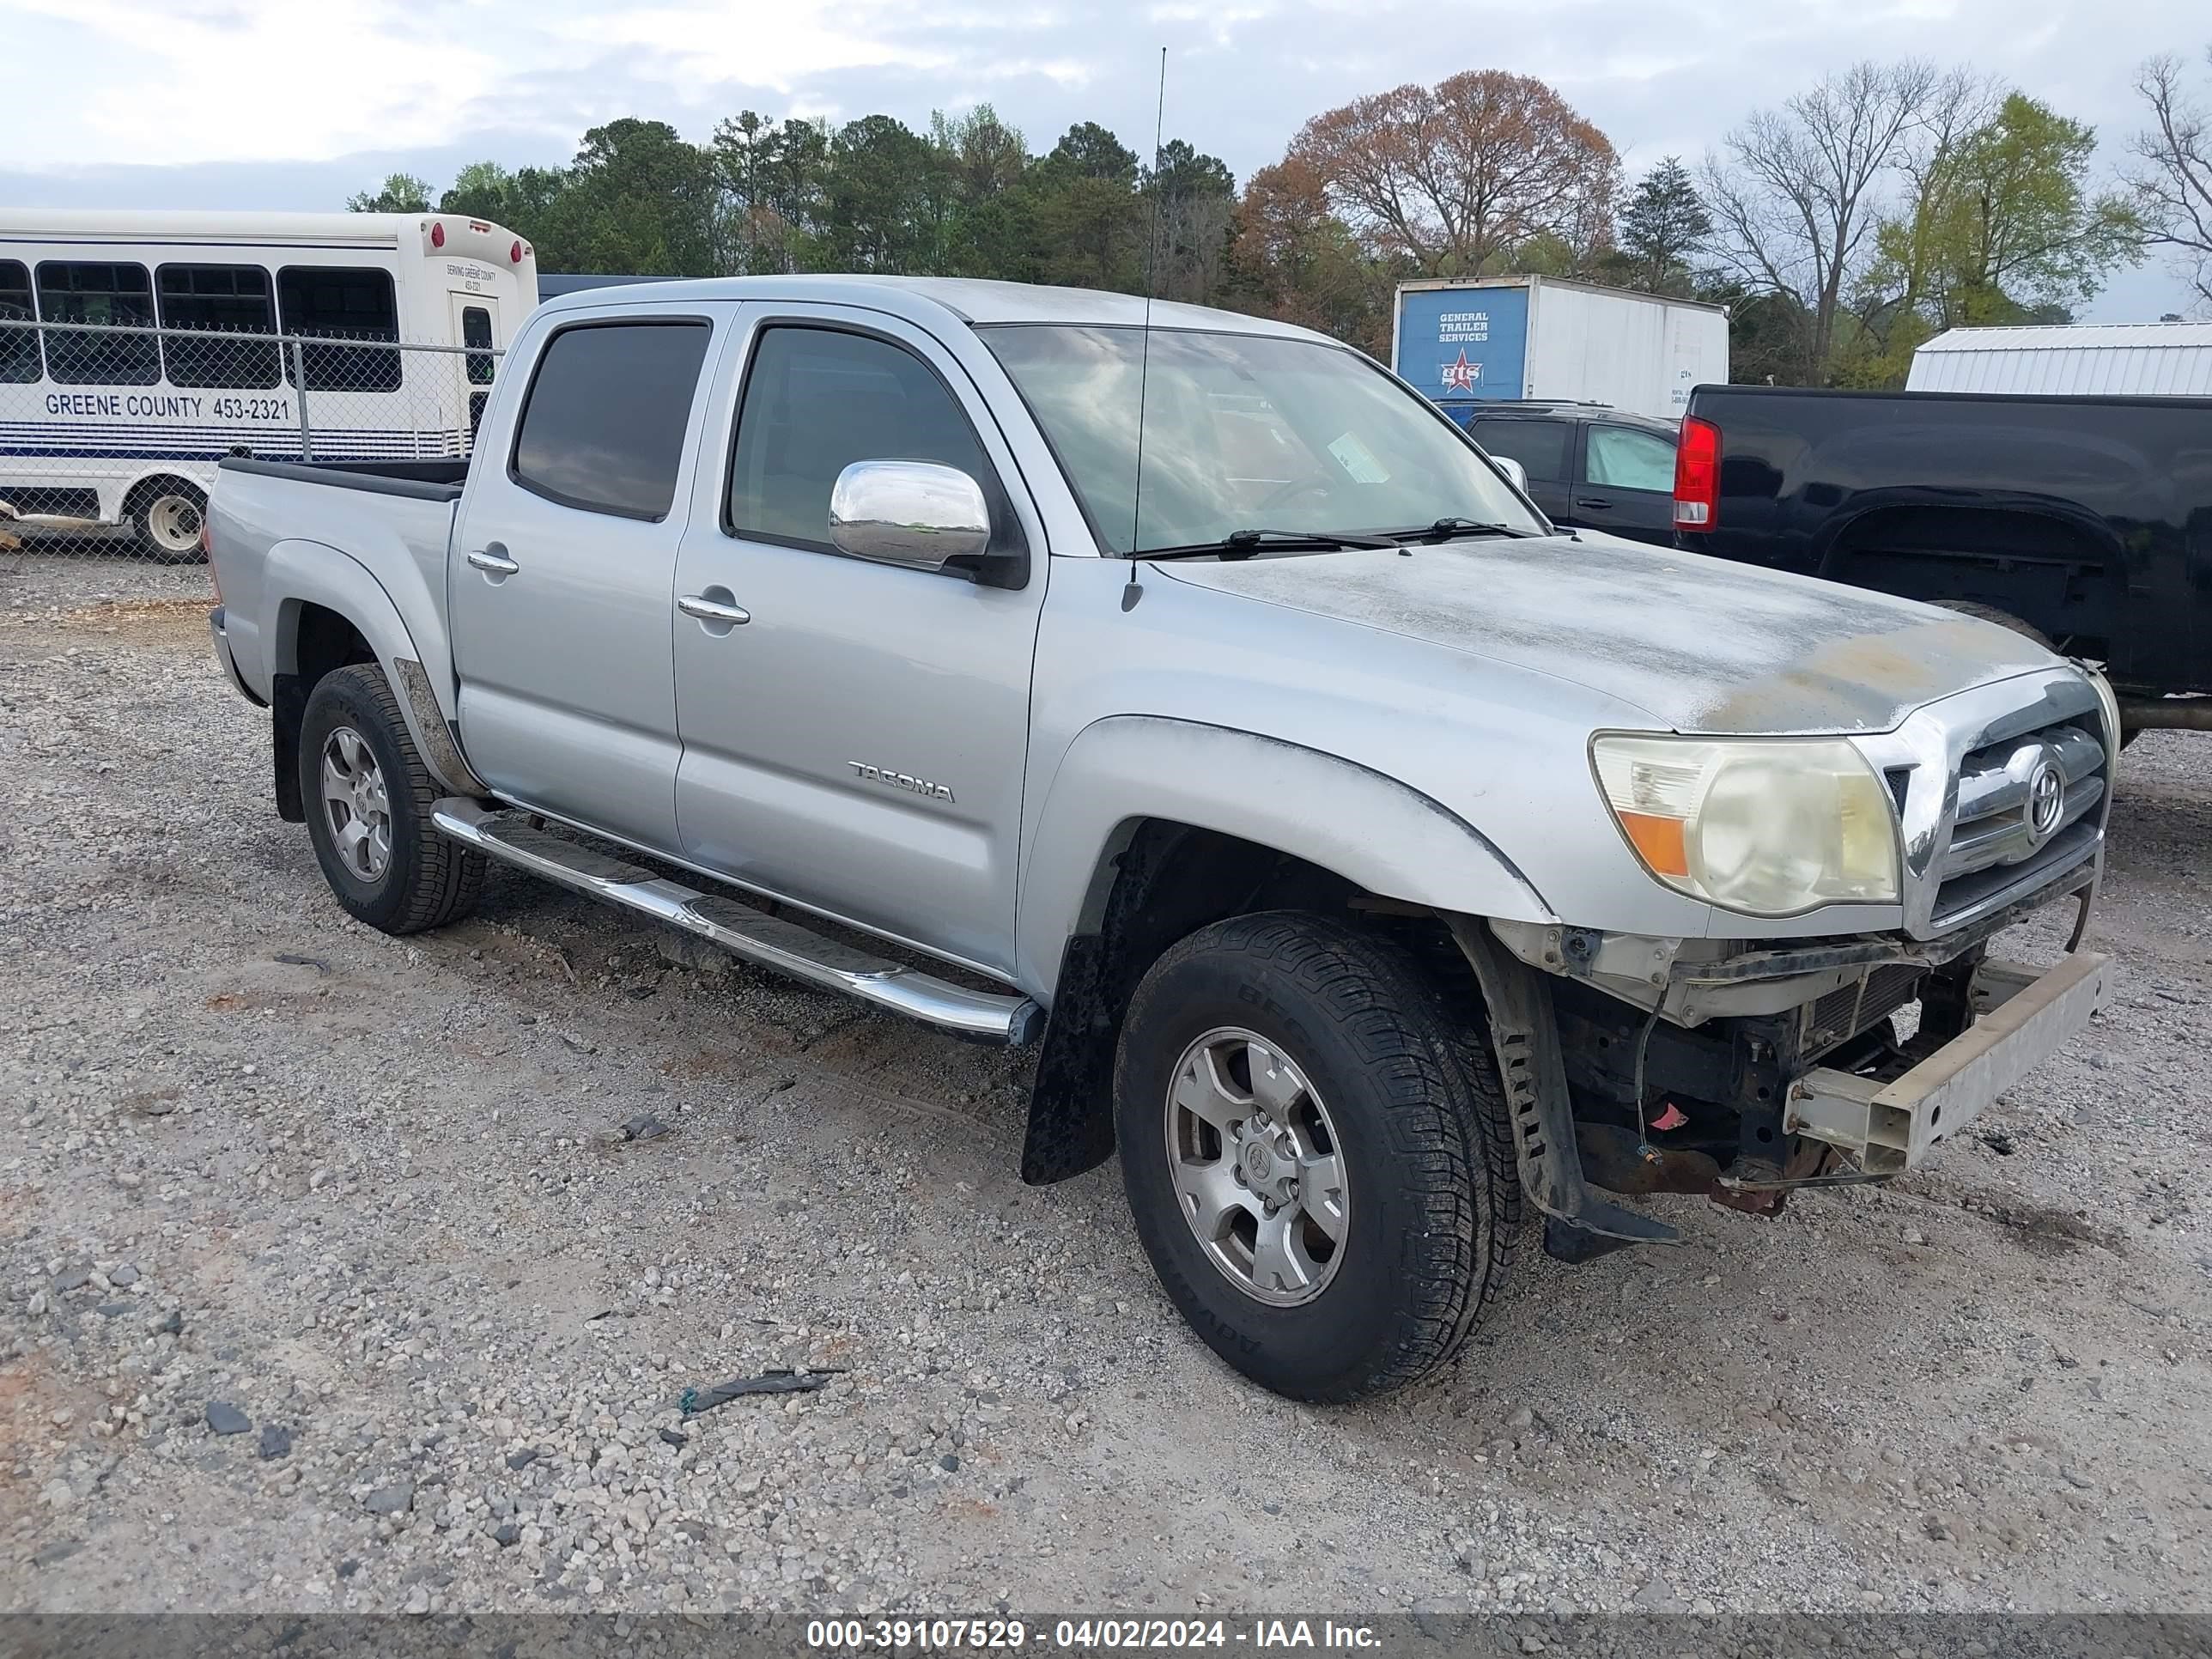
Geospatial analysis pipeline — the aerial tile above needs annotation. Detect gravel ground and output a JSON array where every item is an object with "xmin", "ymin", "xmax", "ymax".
[{"xmin": 2, "ymin": 557, "xmax": 2208, "ymax": 1617}]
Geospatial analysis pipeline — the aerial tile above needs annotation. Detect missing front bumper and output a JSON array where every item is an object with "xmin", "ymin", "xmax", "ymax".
[{"xmin": 1784, "ymin": 951, "xmax": 2113, "ymax": 1174}]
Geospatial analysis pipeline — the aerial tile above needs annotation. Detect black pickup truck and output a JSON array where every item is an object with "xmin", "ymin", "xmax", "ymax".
[{"xmin": 1672, "ymin": 384, "xmax": 2211, "ymax": 733}]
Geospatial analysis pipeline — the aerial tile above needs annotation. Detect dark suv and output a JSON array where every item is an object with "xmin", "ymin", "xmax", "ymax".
[{"xmin": 1445, "ymin": 401, "xmax": 1680, "ymax": 547}]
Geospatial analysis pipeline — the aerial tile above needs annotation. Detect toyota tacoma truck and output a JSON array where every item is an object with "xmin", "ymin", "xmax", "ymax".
[{"xmin": 204, "ymin": 276, "xmax": 2118, "ymax": 1402}]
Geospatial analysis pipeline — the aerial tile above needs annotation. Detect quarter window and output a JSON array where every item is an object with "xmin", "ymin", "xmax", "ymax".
[
  {"xmin": 1468, "ymin": 416, "xmax": 1570, "ymax": 483},
  {"xmin": 35, "ymin": 261, "xmax": 158, "ymax": 385},
  {"xmin": 277, "ymin": 265, "xmax": 401, "ymax": 392},
  {"xmin": 510, "ymin": 320, "xmax": 712, "ymax": 520},
  {"xmin": 1583, "ymin": 424, "xmax": 1678, "ymax": 493},
  {"xmin": 156, "ymin": 263, "xmax": 280, "ymax": 389},
  {"xmin": 728, "ymin": 325, "xmax": 996, "ymax": 549},
  {"xmin": 0, "ymin": 260, "xmax": 35, "ymax": 384}
]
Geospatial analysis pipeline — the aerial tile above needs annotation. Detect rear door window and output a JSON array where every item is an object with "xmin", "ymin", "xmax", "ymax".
[
  {"xmin": 35, "ymin": 261, "xmax": 158, "ymax": 385},
  {"xmin": 509, "ymin": 320, "xmax": 713, "ymax": 520},
  {"xmin": 1584, "ymin": 424, "xmax": 1678, "ymax": 493},
  {"xmin": 1468, "ymin": 416, "xmax": 1571, "ymax": 483}
]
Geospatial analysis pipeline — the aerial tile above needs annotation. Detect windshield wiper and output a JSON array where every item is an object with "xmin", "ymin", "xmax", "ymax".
[
  {"xmin": 1381, "ymin": 516, "xmax": 1539, "ymax": 544},
  {"xmin": 1128, "ymin": 526, "xmax": 1402, "ymax": 562}
]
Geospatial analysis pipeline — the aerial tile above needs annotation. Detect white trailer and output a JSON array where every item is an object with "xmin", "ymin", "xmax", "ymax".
[
  {"xmin": 0, "ymin": 210, "xmax": 538, "ymax": 556},
  {"xmin": 1907, "ymin": 322, "xmax": 2212, "ymax": 397},
  {"xmin": 1392, "ymin": 275, "xmax": 1729, "ymax": 422}
]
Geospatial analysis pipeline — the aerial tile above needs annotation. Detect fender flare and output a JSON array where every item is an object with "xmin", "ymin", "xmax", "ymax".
[
  {"xmin": 263, "ymin": 539, "xmax": 485, "ymax": 798},
  {"xmin": 1013, "ymin": 715, "xmax": 1555, "ymax": 997}
]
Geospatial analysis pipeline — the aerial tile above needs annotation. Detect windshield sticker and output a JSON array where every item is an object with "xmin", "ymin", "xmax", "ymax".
[{"xmin": 1328, "ymin": 432, "xmax": 1390, "ymax": 485}]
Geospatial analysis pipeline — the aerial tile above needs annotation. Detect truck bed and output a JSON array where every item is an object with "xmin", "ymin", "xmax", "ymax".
[
  {"xmin": 208, "ymin": 456, "xmax": 465, "ymax": 705},
  {"xmin": 222, "ymin": 456, "xmax": 471, "ymax": 500}
]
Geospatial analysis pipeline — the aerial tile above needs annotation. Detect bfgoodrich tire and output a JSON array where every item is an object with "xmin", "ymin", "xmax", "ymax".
[
  {"xmin": 298, "ymin": 664, "xmax": 484, "ymax": 935},
  {"xmin": 1115, "ymin": 912, "xmax": 1519, "ymax": 1401}
]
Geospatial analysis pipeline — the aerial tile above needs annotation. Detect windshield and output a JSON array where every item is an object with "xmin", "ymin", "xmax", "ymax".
[{"xmin": 980, "ymin": 325, "xmax": 1545, "ymax": 555}]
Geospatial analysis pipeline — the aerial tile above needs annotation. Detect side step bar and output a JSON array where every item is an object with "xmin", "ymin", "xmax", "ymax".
[{"xmin": 430, "ymin": 799, "xmax": 1043, "ymax": 1046}]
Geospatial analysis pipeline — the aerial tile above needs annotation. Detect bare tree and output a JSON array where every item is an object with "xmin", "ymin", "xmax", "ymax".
[
  {"xmin": 1701, "ymin": 59, "xmax": 1943, "ymax": 381},
  {"xmin": 2127, "ymin": 48, "xmax": 2212, "ymax": 309},
  {"xmin": 1289, "ymin": 70, "xmax": 1618, "ymax": 276}
]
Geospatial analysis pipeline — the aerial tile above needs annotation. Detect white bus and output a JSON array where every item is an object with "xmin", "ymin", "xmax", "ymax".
[{"xmin": 0, "ymin": 210, "xmax": 538, "ymax": 557}]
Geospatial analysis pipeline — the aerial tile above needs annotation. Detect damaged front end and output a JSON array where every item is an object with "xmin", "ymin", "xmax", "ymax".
[{"xmin": 1453, "ymin": 872, "xmax": 2110, "ymax": 1264}]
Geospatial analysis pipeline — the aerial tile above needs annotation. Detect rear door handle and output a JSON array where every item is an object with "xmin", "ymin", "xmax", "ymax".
[
  {"xmin": 1572, "ymin": 497, "xmax": 1614, "ymax": 510},
  {"xmin": 678, "ymin": 592, "xmax": 750, "ymax": 627},
  {"xmin": 467, "ymin": 547, "xmax": 520, "ymax": 575}
]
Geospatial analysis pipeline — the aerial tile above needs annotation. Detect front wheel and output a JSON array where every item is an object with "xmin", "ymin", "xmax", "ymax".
[{"xmin": 1115, "ymin": 912, "xmax": 1519, "ymax": 1401}]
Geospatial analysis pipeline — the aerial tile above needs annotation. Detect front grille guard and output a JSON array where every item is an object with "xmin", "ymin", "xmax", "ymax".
[{"xmin": 1850, "ymin": 667, "xmax": 2116, "ymax": 941}]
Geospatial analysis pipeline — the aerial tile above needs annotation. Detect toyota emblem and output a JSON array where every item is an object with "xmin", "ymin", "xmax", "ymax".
[{"xmin": 2024, "ymin": 755, "xmax": 2066, "ymax": 844}]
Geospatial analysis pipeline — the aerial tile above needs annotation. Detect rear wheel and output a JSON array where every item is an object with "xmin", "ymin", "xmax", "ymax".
[
  {"xmin": 127, "ymin": 477, "xmax": 208, "ymax": 563},
  {"xmin": 299, "ymin": 664, "xmax": 484, "ymax": 934},
  {"xmin": 1115, "ymin": 912, "xmax": 1518, "ymax": 1401}
]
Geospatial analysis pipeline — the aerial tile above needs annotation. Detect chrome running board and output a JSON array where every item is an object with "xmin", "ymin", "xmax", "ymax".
[{"xmin": 431, "ymin": 799, "xmax": 1042, "ymax": 1046}]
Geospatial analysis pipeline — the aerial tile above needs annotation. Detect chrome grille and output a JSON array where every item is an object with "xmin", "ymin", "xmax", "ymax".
[{"xmin": 1929, "ymin": 718, "xmax": 2107, "ymax": 931}]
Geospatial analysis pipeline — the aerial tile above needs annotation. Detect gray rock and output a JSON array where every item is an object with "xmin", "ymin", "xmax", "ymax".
[
  {"xmin": 505, "ymin": 1448, "xmax": 539, "ymax": 1471},
  {"xmin": 52, "ymin": 1268, "xmax": 90, "ymax": 1293},
  {"xmin": 109, "ymin": 1266, "xmax": 140, "ymax": 1287},
  {"xmin": 622, "ymin": 1114, "xmax": 671, "ymax": 1142},
  {"xmin": 939, "ymin": 1454, "xmax": 960, "ymax": 1473},
  {"xmin": 154, "ymin": 1310, "xmax": 183, "ymax": 1336},
  {"xmin": 204, "ymin": 1401, "xmax": 251, "ymax": 1436},
  {"xmin": 493, "ymin": 1523, "xmax": 522, "ymax": 1548},
  {"xmin": 258, "ymin": 1424, "xmax": 293, "ymax": 1461},
  {"xmin": 96, "ymin": 1302, "xmax": 134, "ymax": 1319},
  {"xmin": 363, "ymin": 1481, "xmax": 415, "ymax": 1516}
]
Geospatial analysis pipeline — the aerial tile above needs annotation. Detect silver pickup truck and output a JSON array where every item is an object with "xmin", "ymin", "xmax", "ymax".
[{"xmin": 206, "ymin": 276, "xmax": 2115, "ymax": 1401}]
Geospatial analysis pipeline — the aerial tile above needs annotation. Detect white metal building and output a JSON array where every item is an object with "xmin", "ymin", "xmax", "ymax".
[{"xmin": 1907, "ymin": 322, "xmax": 2212, "ymax": 397}]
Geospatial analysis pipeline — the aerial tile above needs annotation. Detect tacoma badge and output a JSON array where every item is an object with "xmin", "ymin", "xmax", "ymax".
[{"xmin": 848, "ymin": 762, "xmax": 955, "ymax": 803}]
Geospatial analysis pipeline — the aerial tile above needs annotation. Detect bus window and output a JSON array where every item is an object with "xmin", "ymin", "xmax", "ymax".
[
  {"xmin": 35, "ymin": 261, "xmax": 158, "ymax": 385},
  {"xmin": 461, "ymin": 306, "xmax": 495, "ymax": 386},
  {"xmin": 0, "ymin": 261, "xmax": 35, "ymax": 384},
  {"xmin": 156, "ymin": 264, "xmax": 280, "ymax": 389},
  {"xmin": 277, "ymin": 265, "xmax": 401, "ymax": 392}
]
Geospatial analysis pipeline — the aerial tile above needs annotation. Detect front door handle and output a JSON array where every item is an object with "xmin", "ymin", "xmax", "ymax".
[
  {"xmin": 467, "ymin": 547, "xmax": 520, "ymax": 575},
  {"xmin": 678, "ymin": 592, "xmax": 751, "ymax": 627}
]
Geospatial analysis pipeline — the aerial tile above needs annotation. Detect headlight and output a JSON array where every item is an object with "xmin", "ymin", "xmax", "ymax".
[{"xmin": 1592, "ymin": 735, "xmax": 1900, "ymax": 915}]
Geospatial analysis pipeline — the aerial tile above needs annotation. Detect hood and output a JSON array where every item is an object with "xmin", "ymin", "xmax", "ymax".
[{"xmin": 1158, "ymin": 532, "xmax": 2057, "ymax": 735}]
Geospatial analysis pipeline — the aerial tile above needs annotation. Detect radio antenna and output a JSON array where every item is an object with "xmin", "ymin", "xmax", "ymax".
[{"xmin": 1122, "ymin": 45, "xmax": 1167, "ymax": 611}]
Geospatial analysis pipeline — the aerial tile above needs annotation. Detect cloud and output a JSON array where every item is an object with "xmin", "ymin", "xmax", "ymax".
[{"xmin": 3, "ymin": 0, "xmax": 2202, "ymax": 316}]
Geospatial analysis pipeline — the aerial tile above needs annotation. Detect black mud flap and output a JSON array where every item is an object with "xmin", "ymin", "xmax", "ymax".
[
  {"xmin": 1019, "ymin": 933, "xmax": 1120, "ymax": 1184},
  {"xmin": 270, "ymin": 672, "xmax": 307, "ymax": 823}
]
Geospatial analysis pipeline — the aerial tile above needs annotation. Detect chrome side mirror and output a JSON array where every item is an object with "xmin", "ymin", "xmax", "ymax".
[
  {"xmin": 1489, "ymin": 453, "xmax": 1529, "ymax": 494},
  {"xmin": 829, "ymin": 460, "xmax": 991, "ymax": 572}
]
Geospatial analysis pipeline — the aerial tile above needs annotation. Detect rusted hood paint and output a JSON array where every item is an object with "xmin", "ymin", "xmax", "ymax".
[{"xmin": 1163, "ymin": 534, "xmax": 2059, "ymax": 735}]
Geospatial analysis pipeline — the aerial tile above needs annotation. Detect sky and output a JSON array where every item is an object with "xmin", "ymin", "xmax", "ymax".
[{"xmin": 1, "ymin": 0, "xmax": 2204, "ymax": 321}]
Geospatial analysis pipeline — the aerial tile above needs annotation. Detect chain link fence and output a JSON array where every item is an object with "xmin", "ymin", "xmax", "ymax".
[{"xmin": 0, "ymin": 316, "xmax": 502, "ymax": 581}]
